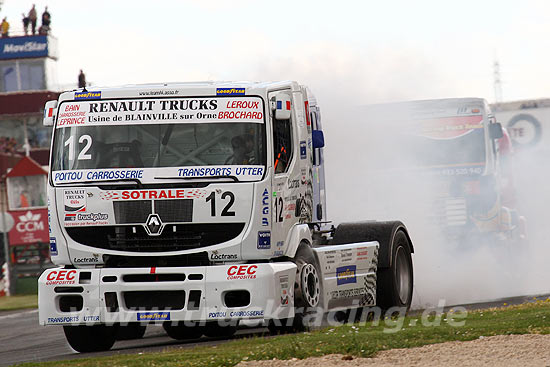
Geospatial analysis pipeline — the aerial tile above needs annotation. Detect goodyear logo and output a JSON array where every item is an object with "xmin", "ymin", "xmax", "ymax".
[
  {"xmin": 216, "ymin": 88, "xmax": 245, "ymax": 96},
  {"xmin": 137, "ymin": 312, "xmax": 170, "ymax": 321},
  {"xmin": 74, "ymin": 91, "xmax": 101, "ymax": 100},
  {"xmin": 336, "ymin": 265, "xmax": 357, "ymax": 285}
]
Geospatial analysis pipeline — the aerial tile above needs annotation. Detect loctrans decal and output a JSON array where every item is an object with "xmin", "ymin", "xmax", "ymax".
[{"xmin": 56, "ymin": 96, "xmax": 264, "ymax": 128}]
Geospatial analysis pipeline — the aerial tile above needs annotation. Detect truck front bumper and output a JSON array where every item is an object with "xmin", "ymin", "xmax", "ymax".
[{"xmin": 38, "ymin": 263, "xmax": 296, "ymax": 326}]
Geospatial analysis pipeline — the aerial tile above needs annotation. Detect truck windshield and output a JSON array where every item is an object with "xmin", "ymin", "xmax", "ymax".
[
  {"xmin": 50, "ymin": 96, "xmax": 266, "ymax": 183},
  {"xmin": 52, "ymin": 122, "xmax": 265, "ymax": 171},
  {"xmin": 406, "ymin": 115, "xmax": 486, "ymax": 167}
]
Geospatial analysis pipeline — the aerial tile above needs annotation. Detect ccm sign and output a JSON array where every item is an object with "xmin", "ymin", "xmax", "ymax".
[{"xmin": 8, "ymin": 209, "xmax": 49, "ymax": 245}]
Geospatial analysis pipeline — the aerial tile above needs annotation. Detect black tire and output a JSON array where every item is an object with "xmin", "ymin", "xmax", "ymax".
[
  {"xmin": 203, "ymin": 321, "xmax": 238, "ymax": 338},
  {"xmin": 63, "ymin": 325, "xmax": 117, "ymax": 353},
  {"xmin": 269, "ymin": 243, "xmax": 323, "ymax": 333},
  {"xmin": 162, "ymin": 321, "xmax": 203, "ymax": 340},
  {"xmin": 115, "ymin": 323, "xmax": 147, "ymax": 340},
  {"xmin": 376, "ymin": 230, "xmax": 413, "ymax": 311}
]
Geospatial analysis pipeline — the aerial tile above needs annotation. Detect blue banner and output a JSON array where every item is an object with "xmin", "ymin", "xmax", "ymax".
[{"xmin": 0, "ymin": 36, "xmax": 49, "ymax": 60}]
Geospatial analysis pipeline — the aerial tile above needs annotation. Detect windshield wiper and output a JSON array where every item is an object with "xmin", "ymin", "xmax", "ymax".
[
  {"xmin": 55, "ymin": 178, "xmax": 143, "ymax": 187},
  {"xmin": 154, "ymin": 175, "xmax": 239, "ymax": 182}
]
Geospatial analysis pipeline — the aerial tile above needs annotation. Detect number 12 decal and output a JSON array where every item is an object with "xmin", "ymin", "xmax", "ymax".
[
  {"xmin": 206, "ymin": 191, "xmax": 235, "ymax": 217},
  {"xmin": 274, "ymin": 196, "xmax": 283, "ymax": 222},
  {"xmin": 64, "ymin": 135, "xmax": 92, "ymax": 161}
]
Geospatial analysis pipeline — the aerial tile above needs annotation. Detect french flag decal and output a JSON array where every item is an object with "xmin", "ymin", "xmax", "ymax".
[{"xmin": 276, "ymin": 100, "xmax": 291, "ymax": 111}]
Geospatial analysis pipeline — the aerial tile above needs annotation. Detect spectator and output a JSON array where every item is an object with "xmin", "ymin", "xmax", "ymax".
[
  {"xmin": 41, "ymin": 6, "xmax": 50, "ymax": 27},
  {"xmin": 78, "ymin": 70, "xmax": 86, "ymax": 88},
  {"xmin": 22, "ymin": 13, "xmax": 30, "ymax": 35},
  {"xmin": 38, "ymin": 25, "xmax": 49, "ymax": 35},
  {"xmin": 1, "ymin": 18, "xmax": 8, "ymax": 38},
  {"xmin": 19, "ymin": 190, "xmax": 30, "ymax": 208},
  {"xmin": 28, "ymin": 4, "xmax": 37, "ymax": 35},
  {"xmin": 0, "ymin": 137, "xmax": 18, "ymax": 154}
]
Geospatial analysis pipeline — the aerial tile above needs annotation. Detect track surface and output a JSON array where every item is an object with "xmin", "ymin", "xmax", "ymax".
[{"xmin": 1, "ymin": 294, "xmax": 547, "ymax": 367}]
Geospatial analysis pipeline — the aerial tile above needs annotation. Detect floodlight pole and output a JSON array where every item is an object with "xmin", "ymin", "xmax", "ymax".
[{"xmin": 1, "ymin": 178, "xmax": 11, "ymax": 296}]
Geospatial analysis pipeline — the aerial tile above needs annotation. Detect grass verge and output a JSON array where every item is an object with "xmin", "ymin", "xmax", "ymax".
[
  {"xmin": 17, "ymin": 298, "xmax": 550, "ymax": 367},
  {"xmin": 0, "ymin": 294, "xmax": 38, "ymax": 311}
]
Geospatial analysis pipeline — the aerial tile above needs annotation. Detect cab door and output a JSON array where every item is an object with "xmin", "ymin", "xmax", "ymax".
[{"xmin": 268, "ymin": 90, "xmax": 301, "ymax": 251}]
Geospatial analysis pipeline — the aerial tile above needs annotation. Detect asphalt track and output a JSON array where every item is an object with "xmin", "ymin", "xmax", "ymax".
[{"xmin": 1, "ymin": 293, "xmax": 548, "ymax": 366}]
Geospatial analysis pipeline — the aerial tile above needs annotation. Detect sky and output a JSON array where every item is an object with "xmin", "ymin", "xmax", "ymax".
[{"xmin": 2, "ymin": 0, "xmax": 550, "ymax": 106}]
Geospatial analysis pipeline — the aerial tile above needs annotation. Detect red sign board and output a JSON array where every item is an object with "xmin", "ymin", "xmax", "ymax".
[{"xmin": 8, "ymin": 209, "xmax": 49, "ymax": 246}]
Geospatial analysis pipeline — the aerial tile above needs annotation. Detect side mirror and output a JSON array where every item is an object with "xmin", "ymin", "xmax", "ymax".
[
  {"xmin": 489, "ymin": 122, "xmax": 504, "ymax": 140},
  {"xmin": 312, "ymin": 130, "xmax": 325, "ymax": 148},
  {"xmin": 272, "ymin": 94, "xmax": 291, "ymax": 120},
  {"xmin": 43, "ymin": 100, "xmax": 57, "ymax": 126}
]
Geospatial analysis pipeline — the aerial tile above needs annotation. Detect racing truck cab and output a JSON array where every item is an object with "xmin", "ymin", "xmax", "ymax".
[{"xmin": 39, "ymin": 81, "xmax": 414, "ymax": 352}]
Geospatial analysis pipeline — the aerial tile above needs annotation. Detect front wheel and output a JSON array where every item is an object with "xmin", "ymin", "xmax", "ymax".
[
  {"xmin": 116, "ymin": 323, "xmax": 146, "ymax": 340},
  {"xmin": 269, "ymin": 244, "xmax": 323, "ymax": 333},
  {"xmin": 203, "ymin": 321, "xmax": 238, "ymax": 338},
  {"xmin": 376, "ymin": 230, "xmax": 413, "ymax": 311},
  {"xmin": 63, "ymin": 325, "xmax": 117, "ymax": 353},
  {"xmin": 162, "ymin": 321, "xmax": 203, "ymax": 340}
]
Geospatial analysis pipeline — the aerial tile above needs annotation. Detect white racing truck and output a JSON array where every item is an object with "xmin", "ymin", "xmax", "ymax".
[{"xmin": 39, "ymin": 81, "xmax": 414, "ymax": 352}]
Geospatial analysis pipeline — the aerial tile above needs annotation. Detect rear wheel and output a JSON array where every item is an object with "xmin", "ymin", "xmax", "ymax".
[
  {"xmin": 63, "ymin": 325, "xmax": 117, "ymax": 353},
  {"xmin": 115, "ymin": 323, "xmax": 147, "ymax": 340},
  {"xmin": 376, "ymin": 230, "xmax": 413, "ymax": 311},
  {"xmin": 162, "ymin": 321, "xmax": 203, "ymax": 340}
]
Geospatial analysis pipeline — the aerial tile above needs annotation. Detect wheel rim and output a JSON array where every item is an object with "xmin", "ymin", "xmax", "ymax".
[
  {"xmin": 301, "ymin": 263, "xmax": 320, "ymax": 307},
  {"xmin": 395, "ymin": 246, "xmax": 411, "ymax": 304}
]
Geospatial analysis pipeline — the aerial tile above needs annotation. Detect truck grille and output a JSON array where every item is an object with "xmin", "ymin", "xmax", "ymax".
[
  {"xmin": 155, "ymin": 200, "xmax": 193, "ymax": 222},
  {"xmin": 113, "ymin": 200, "xmax": 193, "ymax": 224},
  {"xmin": 65, "ymin": 223, "xmax": 245, "ymax": 252},
  {"xmin": 431, "ymin": 197, "xmax": 467, "ymax": 227},
  {"xmin": 114, "ymin": 201, "xmax": 151, "ymax": 224}
]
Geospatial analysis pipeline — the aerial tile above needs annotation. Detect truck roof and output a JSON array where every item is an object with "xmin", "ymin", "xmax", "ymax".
[
  {"xmin": 491, "ymin": 98, "xmax": 550, "ymax": 112},
  {"xmin": 57, "ymin": 81, "xmax": 302, "ymax": 102},
  {"xmin": 362, "ymin": 97, "xmax": 488, "ymax": 121}
]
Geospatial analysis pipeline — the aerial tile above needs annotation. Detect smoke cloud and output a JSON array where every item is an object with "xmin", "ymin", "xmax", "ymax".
[{"xmin": 244, "ymin": 46, "xmax": 550, "ymax": 308}]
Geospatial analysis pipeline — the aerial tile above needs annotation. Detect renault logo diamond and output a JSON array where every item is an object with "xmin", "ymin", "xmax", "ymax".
[{"xmin": 145, "ymin": 214, "xmax": 163, "ymax": 235}]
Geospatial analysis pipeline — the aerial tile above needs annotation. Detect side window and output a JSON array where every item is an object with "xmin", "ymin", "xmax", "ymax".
[{"xmin": 273, "ymin": 115, "xmax": 293, "ymax": 174}]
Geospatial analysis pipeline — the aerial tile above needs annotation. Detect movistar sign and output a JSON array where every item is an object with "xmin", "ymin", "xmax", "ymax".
[{"xmin": 0, "ymin": 35, "xmax": 49, "ymax": 60}]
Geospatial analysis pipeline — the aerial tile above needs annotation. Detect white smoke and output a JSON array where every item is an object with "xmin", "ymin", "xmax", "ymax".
[{"xmin": 235, "ymin": 45, "xmax": 550, "ymax": 308}]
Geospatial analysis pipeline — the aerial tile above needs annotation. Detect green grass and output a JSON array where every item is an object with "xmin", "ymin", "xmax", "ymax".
[
  {"xmin": 0, "ymin": 294, "xmax": 38, "ymax": 311},
  {"xmin": 15, "ymin": 298, "xmax": 550, "ymax": 367}
]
